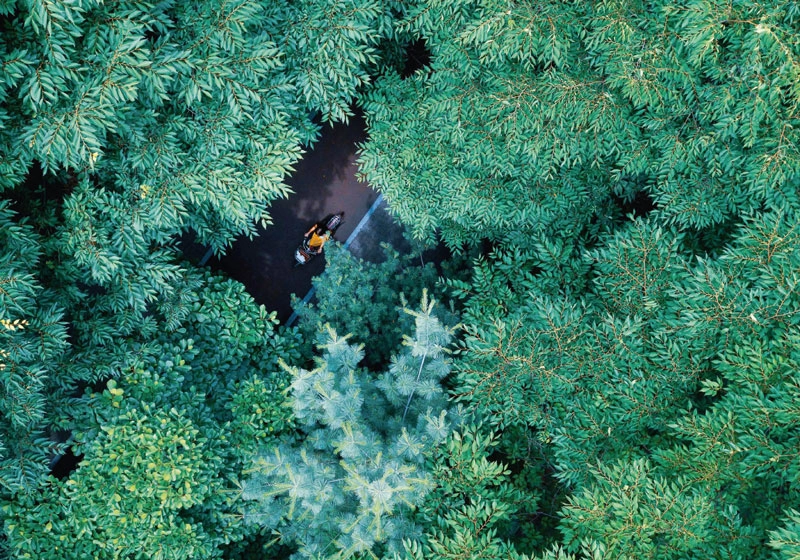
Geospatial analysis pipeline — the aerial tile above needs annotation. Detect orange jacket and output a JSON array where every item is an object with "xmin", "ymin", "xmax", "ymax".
[{"xmin": 307, "ymin": 230, "xmax": 330, "ymax": 250}]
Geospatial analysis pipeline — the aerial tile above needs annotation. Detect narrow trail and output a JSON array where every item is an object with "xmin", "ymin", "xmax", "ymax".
[{"xmin": 205, "ymin": 112, "xmax": 406, "ymax": 323}]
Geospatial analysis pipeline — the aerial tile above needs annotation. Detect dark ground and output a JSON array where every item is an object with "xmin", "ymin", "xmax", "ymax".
[
  {"xmin": 183, "ymin": 42, "xmax": 440, "ymax": 323},
  {"xmin": 346, "ymin": 197, "xmax": 411, "ymax": 262},
  {"xmin": 203, "ymin": 112, "xmax": 385, "ymax": 322}
]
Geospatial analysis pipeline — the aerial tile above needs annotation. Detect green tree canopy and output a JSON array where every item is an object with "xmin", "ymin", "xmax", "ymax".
[
  {"xmin": 243, "ymin": 295, "xmax": 460, "ymax": 559},
  {"xmin": 359, "ymin": 0, "xmax": 800, "ymax": 248},
  {"xmin": 356, "ymin": 1, "xmax": 800, "ymax": 556},
  {"xmin": 4, "ymin": 270, "xmax": 298, "ymax": 558}
]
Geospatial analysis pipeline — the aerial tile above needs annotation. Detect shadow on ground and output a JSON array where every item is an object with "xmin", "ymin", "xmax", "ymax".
[{"xmin": 206, "ymin": 112, "xmax": 379, "ymax": 322}]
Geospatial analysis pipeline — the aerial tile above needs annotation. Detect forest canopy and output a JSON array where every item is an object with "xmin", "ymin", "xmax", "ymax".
[{"xmin": 2, "ymin": 0, "xmax": 800, "ymax": 558}]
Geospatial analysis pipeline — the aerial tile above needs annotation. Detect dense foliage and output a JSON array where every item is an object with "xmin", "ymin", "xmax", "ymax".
[
  {"xmin": 244, "ymin": 295, "xmax": 460, "ymax": 558},
  {"xmin": 360, "ymin": 0, "xmax": 800, "ymax": 248},
  {"xmin": 0, "ymin": 0, "xmax": 397, "ymax": 556},
  {"xmin": 3, "ymin": 267, "xmax": 299, "ymax": 558},
  {"xmin": 291, "ymin": 242, "xmax": 454, "ymax": 368},
  {"xmin": 3, "ymin": 0, "xmax": 800, "ymax": 558},
  {"xmin": 357, "ymin": 0, "xmax": 800, "ymax": 558}
]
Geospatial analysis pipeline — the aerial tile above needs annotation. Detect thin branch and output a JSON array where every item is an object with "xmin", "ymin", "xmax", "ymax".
[{"xmin": 401, "ymin": 347, "xmax": 428, "ymax": 425}]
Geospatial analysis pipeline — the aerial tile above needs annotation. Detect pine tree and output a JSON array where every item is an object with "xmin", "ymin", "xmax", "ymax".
[
  {"xmin": 292, "ymin": 242, "xmax": 453, "ymax": 368},
  {"xmin": 243, "ymin": 294, "xmax": 460, "ymax": 559}
]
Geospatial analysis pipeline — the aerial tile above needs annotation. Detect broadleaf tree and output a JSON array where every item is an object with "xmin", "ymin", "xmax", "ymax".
[
  {"xmin": 357, "ymin": 0, "xmax": 800, "ymax": 557},
  {"xmin": 0, "ymin": 0, "xmax": 406, "ymax": 554},
  {"xmin": 3, "ymin": 270, "xmax": 299, "ymax": 559}
]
